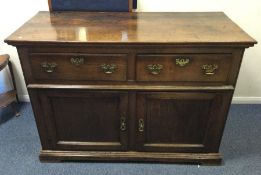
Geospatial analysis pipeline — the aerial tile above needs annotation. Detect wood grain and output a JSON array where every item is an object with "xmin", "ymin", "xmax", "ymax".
[
  {"xmin": 0, "ymin": 54, "xmax": 19, "ymax": 116},
  {"xmin": 30, "ymin": 53, "xmax": 127, "ymax": 81},
  {"xmin": 0, "ymin": 90, "xmax": 17, "ymax": 108},
  {"xmin": 48, "ymin": 0, "xmax": 52, "ymax": 11},
  {"xmin": 27, "ymin": 84, "xmax": 235, "ymax": 91},
  {"xmin": 5, "ymin": 11, "xmax": 256, "ymax": 46},
  {"xmin": 4, "ymin": 12, "xmax": 256, "ymax": 164},
  {"xmin": 136, "ymin": 53, "xmax": 233, "ymax": 82},
  {"xmin": 40, "ymin": 150, "xmax": 222, "ymax": 164},
  {"xmin": 0, "ymin": 54, "xmax": 9, "ymax": 71},
  {"xmin": 136, "ymin": 92, "xmax": 233, "ymax": 153}
]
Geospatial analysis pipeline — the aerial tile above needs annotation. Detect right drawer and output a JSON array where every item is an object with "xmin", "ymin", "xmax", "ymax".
[{"xmin": 136, "ymin": 53, "xmax": 233, "ymax": 83}]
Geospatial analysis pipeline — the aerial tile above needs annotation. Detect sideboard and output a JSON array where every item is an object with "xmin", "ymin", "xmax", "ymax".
[{"xmin": 5, "ymin": 11, "xmax": 256, "ymax": 164}]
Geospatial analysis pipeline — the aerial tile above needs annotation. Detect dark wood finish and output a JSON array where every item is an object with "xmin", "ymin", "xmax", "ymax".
[
  {"xmin": 40, "ymin": 150, "xmax": 222, "ymax": 164},
  {"xmin": 128, "ymin": 0, "xmax": 133, "ymax": 12},
  {"xmin": 48, "ymin": 0, "xmax": 52, "ymax": 11},
  {"xmin": 0, "ymin": 54, "xmax": 9, "ymax": 71},
  {"xmin": 27, "ymin": 84, "xmax": 235, "ymax": 91},
  {"xmin": 15, "ymin": 46, "xmax": 247, "ymax": 86},
  {"xmin": 136, "ymin": 54, "xmax": 233, "ymax": 83},
  {"xmin": 0, "ymin": 90, "xmax": 17, "ymax": 108},
  {"xmin": 36, "ymin": 89, "xmax": 128, "ymax": 151},
  {"xmin": 136, "ymin": 92, "xmax": 232, "ymax": 153},
  {"xmin": 8, "ymin": 60, "xmax": 19, "ymax": 102},
  {"xmin": 0, "ymin": 54, "xmax": 20, "ymax": 116},
  {"xmin": 5, "ymin": 12, "xmax": 256, "ymax": 46},
  {"xmin": 29, "ymin": 53, "xmax": 127, "ymax": 81},
  {"xmin": 5, "ymin": 11, "xmax": 256, "ymax": 164}
]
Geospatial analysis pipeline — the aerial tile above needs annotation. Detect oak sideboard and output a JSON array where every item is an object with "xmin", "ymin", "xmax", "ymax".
[{"xmin": 5, "ymin": 11, "xmax": 256, "ymax": 164}]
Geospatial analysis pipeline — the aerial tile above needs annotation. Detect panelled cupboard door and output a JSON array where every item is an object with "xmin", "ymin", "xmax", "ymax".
[
  {"xmin": 136, "ymin": 92, "xmax": 232, "ymax": 153},
  {"xmin": 37, "ymin": 90, "xmax": 128, "ymax": 151}
]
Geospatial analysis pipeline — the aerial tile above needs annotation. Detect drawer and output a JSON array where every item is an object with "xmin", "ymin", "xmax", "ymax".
[
  {"xmin": 30, "ymin": 53, "xmax": 127, "ymax": 81},
  {"xmin": 136, "ymin": 54, "xmax": 233, "ymax": 83}
]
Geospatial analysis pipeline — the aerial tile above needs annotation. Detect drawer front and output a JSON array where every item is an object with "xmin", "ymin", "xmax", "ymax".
[
  {"xmin": 30, "ymin": 53, "xmax": 127, "ymax": 81},
  {"xmin": 136, "ymin": 54, "xmax": 232, "ymax": 83}
]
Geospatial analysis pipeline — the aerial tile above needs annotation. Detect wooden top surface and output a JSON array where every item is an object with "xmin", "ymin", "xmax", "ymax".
[{"xmin": 5, "ymin": 11, "xmax": 257, "ymax": 46}]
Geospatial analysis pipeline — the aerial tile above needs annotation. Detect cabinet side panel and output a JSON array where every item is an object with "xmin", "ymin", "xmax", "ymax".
[
  {"xmin": 28, "ymin": 89, "xmax": 51, "ymax": 149},
  {"xmin": 16, "ymin": 47, "xmax": 34, "ymax": 84},
  {"xmin": 203, "ymin": 91, "xmax": 234, "ymax": 152}
]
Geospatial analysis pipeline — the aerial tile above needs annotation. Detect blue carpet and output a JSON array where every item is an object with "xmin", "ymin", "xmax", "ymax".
[{"xmin": 0, "ymin": 103, "xmax": 260, "ymax": 175}]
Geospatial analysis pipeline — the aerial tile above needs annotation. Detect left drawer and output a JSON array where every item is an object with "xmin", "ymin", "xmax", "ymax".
[{"xmin": 29, "ymin": 53, "xmax": 127, "ymax": 81}]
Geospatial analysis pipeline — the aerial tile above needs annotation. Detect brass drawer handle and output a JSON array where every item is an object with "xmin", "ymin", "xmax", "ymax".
[
  {"xmin": 70, "ymin": 57, "xmax": 84, "ymax": 66},
  {"xmin": 176, "ymin": 58, "xmax": 190, "ymax": 67},
  {"xmin": 100, "ymin": 64, "xmax": 117, "ymax": 74},
  {"xmin": 41, "ymin": 62, "xmax": 57, "ymax": 73},
  {"xmin": 202, "ymin": 64, "xmax": 218, "ymax": 75},
  {"xmin": 138, "ymin": 118, "xmax": 144, "ymax": 132},
  {"xmin": 120, "ymin": 117, "xmax": 127, "ymax": 131},
  {"xmin": 146, "ymin": 64, "xmax": 163, "ymax": 75}
]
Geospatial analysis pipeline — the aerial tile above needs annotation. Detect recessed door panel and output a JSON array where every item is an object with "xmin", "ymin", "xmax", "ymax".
[
  {"xmin": 38, "ymin": 90, "xmax": 128, "ymax": 151},
  {"xmin": 136, "ymin": 92, "xmax": 232, "ymax": 153}
]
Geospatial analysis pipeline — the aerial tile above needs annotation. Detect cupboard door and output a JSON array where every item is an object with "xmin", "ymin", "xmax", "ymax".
[
  {"xmin": 38, "ymin": 90, "xmax": 128, "ymax": 151},
  {"xmin": 136, "ymin": 92, "xmax": 232, "ymax": 153}
]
